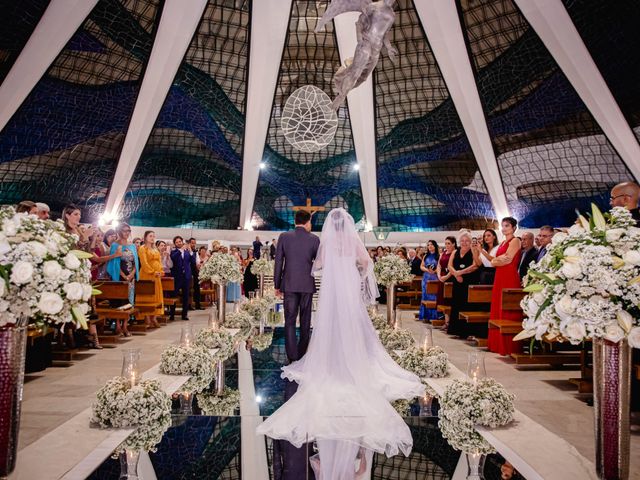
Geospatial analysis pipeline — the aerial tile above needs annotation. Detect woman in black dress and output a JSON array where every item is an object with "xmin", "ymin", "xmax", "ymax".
[
  {"xmin": 243, "ymin": 248, "xmax": 259, "ymax": 296},
  {"xmin": 446, "ymin": 231, "xmax": 479, "ymax": 337}
]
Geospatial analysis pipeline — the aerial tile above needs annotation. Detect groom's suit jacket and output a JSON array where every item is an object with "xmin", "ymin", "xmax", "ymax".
[{"xmin": 274, "ymin": 227, "xmax": 320, "ymax": 293}]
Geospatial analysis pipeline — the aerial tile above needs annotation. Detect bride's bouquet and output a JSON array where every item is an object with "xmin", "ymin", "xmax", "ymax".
[
  {"xmin": 374, "ymin": 254, "xmax": 412, "ymax": 285},
  {"xmin": 199, "ymin": 252, "xmax": 243, "ymax": 285},
  {"xmin": 0, "ymin": 206, "xmax": 95, "ymax": 328},
  {"xmin": 515, "ymin": 205, "xmax": 640, "ymax": 346}
]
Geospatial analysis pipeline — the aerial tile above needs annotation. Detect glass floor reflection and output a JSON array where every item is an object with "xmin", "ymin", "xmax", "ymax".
[{"xmin": 87, "ymin": 327, "xmax": 525, "ymax": 480}]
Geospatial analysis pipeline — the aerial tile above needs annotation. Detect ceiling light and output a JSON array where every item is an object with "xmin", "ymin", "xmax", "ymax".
[
  {"xmin": 259, "ymin": 162, "xmax": 266, "ymax": 170},
  {"xmin": 353, "ymin": 163, "xmax": 360, "ymax": 171}
]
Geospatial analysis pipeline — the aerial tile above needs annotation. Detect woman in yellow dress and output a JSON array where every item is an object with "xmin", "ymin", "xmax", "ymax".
[{"xmin": 138, "ymin": 231, "xmax": 164, "ymax": 328}]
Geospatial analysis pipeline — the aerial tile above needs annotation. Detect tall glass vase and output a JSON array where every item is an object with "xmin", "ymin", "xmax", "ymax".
[
  {"xmin": 592, "ymin": 338, "xmax": 631, "ymax": 480},
  {"xmin": 259, "ymin": 274, "xmax": 265, "ymax": 298},
  {"xmin": 119, "ymin": 449, "xmax": 140, "ymax": 480},
  {"xmin": 215, "ymin": 360, "xmax": 225, "ymax": 395},
  {"xmin": 386, "ymin": 282, "xmax": 396, "ymax": 328},
  {"xmin": 0, "ymin": 326, "xmax": 27, "ymax": 478},
  {"xmin": 216, "ymin": 283, "xmax": 227, "ymax": 325},
  {"xmin": 465, "ymin": 452, "xmax": 486, "ymax": 480}
]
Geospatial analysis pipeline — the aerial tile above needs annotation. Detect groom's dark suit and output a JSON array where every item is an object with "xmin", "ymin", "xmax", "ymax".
[{"xmin": 274, "ymin": 226, "xmax": 320, "ymax": 362}]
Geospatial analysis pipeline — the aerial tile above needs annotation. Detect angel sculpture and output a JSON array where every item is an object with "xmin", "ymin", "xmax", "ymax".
[{"xmin": 316, "ymin": 0, "xmax": 397, "ymax": 110}]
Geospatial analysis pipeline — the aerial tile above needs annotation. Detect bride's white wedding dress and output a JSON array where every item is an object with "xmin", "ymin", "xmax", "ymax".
[{"xmin": 257, "ymin": 208, "xmax": 424, "ymax": 478}]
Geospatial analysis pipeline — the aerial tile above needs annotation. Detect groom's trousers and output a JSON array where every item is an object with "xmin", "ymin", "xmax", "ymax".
[{"xmin": 283, "ymin": 292, "xmax": 313, "ymax": 361}]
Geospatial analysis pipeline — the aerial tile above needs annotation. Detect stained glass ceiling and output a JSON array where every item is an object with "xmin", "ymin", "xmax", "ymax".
[{"xmin": 0, "ymin": 0, "xmax": 638, "ymax": 231}]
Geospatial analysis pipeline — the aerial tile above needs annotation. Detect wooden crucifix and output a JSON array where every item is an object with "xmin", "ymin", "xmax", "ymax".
[{"xmin": 291, "ymin": 197, "xmax": 325, "ymax": 216}]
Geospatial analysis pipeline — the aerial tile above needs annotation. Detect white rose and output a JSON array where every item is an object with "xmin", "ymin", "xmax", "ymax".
[
  {"xmin": 628, "ymin": 327, "xmax": 640, "ymax": 349},
  {"xmin": 10, "ymin": 261, "xmax": 33, "ymax": 285},
  {"xmin": 552, "ymin": 232, "xmax": 567, "ymax": 245},
  {"xmin": 63, "ymin": 282, "xmax": 84, "ymax": 301},
  {"xmin": 622, "ymin": 250, "xmax": 640, "ymax": 266},
  {"xmin": 0, "ymin": 233, "xmax": 10, "ymax": 255},
  {"xmin": 563, "ymin": 321, "xmax": 586, "ymax": 343},
  {"xmin": 27, "ymin": 241, "xmax": 47, "ymax": 259},
  {"xmin": 2, "ymin": 218, "xmax": 17, "ymax": 236},
  {"xmin": 561, "ymin": 262, "xmax": 582, "ymax": 279},
  {"xmin": 604, "ymin": 324, "xmax": 625, "ymax": 344},
  {"xmin": 59, "ymin": 269, "xmax": 72, "ymax": 281},
  {"xmin": 0, "ymin": 300, "xmax": 8, "ymax": 312},
  {"xmin": 64, "ymin": 253, "xmax": 81, "ymax": 270},
  {"xmin": 617, "ymin": 310, "xmax": 633, "ymax": 333},
  {"xmin": 563, "ymin": 246, "xmax": 580, "ymax": 257},
  {"xmin": 82, "ymin": 284, "xmax": 92, "ymax": 301},
  {"xmin": 555, "ymin": 295, "xmax": 575, "ymax": 317},
  {"xmin": 568, "ymin": 224, "xmax": 584, "ymax": 236},
  {"xmin": 37, "ymin": 292, "xmax": 64, "ymax": 315},
  {"xmin": 42, "ymin": 260, "xmax": 62, "ymax": 279},
  {"xmin": 605, "ymin": 228, "xmax": 625, "ymax": 243},
  {"xmin": 0, "ymin": 279, "xmax": 5, "ymax": 297}
]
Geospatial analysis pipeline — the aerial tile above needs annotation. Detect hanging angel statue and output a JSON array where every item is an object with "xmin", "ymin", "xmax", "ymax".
[{"xmin": 316, "ymin": 0, "xmax": 397, "ymax": 110}]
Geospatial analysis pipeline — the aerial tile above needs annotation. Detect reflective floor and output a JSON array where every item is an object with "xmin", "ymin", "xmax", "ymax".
[{"xmin": 87, "ymin": 328, "xmax": 524, "ymax": 479}]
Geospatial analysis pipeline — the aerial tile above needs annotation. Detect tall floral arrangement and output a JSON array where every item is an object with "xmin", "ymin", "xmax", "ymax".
[
  {"xmin": 250, "ymin": 258, "xmax": 274, "ymax": 276},
  {"xmin": 199, "ymin": 252, "xmax": 243, "ymax": 285},
  {"xmin": 515, "ymin": 205, "xmax": 640, "ymax": 346},
  {"xmin": 0, "ymin": 206, "xmax": 95, "ymax": 328},
  {"xmin": 373, "ymin": 254, "xmax": 412, "ymax": 285}
]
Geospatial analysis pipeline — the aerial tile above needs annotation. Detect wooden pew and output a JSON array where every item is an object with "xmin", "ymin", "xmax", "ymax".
[
  {"xmin": 459, "ymin": 285, "xmax": 493, "ymax": 324},
  {"xmin": 395, "ymin": 277, "xmax": 422, "ymax": 310},
  {"xmin": 132, "ymin": 280, "xmax": 163, "ymax": 330},
  {"xmin": 487, "ymin": 288, "xmax": 527, "ymax": 356},
  {"xmin": 94, "ymin": 281, "xmax": 138, "ymax": 341},
  {"xmin": 161, "ymin": 277, "xmax": 177, "ymax": 320},
  {"xmin": 420, "ymin": 281, "xmax": 440, "ymax": 310}
]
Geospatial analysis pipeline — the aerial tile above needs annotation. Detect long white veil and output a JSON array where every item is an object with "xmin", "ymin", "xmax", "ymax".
[{"xmin": 257, "ymin": 208, "xmax": 424, "ymax": 478}]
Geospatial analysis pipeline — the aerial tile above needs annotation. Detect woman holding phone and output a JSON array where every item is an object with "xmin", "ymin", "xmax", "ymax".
[{"xmin": 418, "ymin": 240, "xmax": 440, "ymax": 322}]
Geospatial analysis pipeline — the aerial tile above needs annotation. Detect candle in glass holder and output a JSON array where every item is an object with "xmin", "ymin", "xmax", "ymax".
[
  {"xmin": 180, "ymin": 326, "xmax": 194, "ymax": 348},
  {"xmin": 466, "ymin": 351, "xmax": 486, "ymax": 385},
  {"xmin": 121, "ymin": 349, "xmax": 141, "ymax": 388},
  {"xmin": 421, "ymin": 325, "xmax": 434, "ymax": 352},
  {"xmin": 208, "ymin": 306, "xmax": 219, "ymax": 330}
]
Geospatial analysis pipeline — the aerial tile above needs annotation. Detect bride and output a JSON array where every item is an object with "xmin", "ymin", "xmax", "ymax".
[{"xmin": 257, "ymin": 208, "xmax": 425, "ymax": 479}]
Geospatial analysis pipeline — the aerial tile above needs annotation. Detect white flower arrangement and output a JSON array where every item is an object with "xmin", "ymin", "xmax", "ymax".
[
  {"xmin": 160, "ymin": 344, "xmax": 216, "ymax": 393},
  {"xmin": 379, "ymin": 328, "xmax": 414, "ymax": 351},
  {"xmin": 249, "ymin": 332, "xmax": 273, "ymax": 352},
  {"xmin": 0, "ymin": 206, "xmax": 95, "ymax": 328},
  {"xmin": 391, "ymin": 399, "xmax": 411, "ymax": 416},
  {"xmin": 225, "ymin": 310, "xmax": 257, "ymax": 329},
  {"xmin": 197, "ymin": 389, "xmax": 241, "ymax": 416},
  {"xmin": 266, "ymin": 310, "xmax": 283, "ymax": 327},
  {"xmin": 251, "ymin": 258, "xmax": 274, "ymax": 276},
  {"xmin": 374, "ymin": 254, "xmax": 412, "ymax": 285},
  {"xmin": 240, "ymin": 295, "xmax": 276, "ymax": 322},
  {"xmin": 91, "ymin": 377, "xmax": 171, "ymax": 454},
  {"xmin": 369, "ymin": 312, "xmax": 390, "ymax": 331},
  {"xmin": 199, "ymin": 252, "xmax": 243, "ymax": 285},
  {"xmin": 515, "ymin": 205, "xmax": 640, "ymax": 347},
  {"xmin": 195, "ymin": 329, "xmax": 236, "ymax": 361},
  {"xmin": 397, "ymin": 346, "xmax": 449, "ymax": 379},
  {"xmin": 439, "ymin": 378, "xmax": 515, "ymax": 454}
]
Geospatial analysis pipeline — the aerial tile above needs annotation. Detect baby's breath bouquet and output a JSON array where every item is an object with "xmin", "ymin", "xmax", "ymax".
[
  {"xmin": 91, "ymin": 377, "xmax": 171, "ymax": 454},
  {"xmin": 251, "ymin": 258, "xmax": 274, "ymax": 276},
  {"xmin": 199, "ymin": 252, "xmax": 243, "ymax": 285},
  {"xmin": 369, "ymin": 311, "xmax": 389, "ymax": 331},
  {"xmin": 397, "ymin": 346, "xmax": 449, "ymax": 379},
  {"xmin": 249, "ymin": 331, "xmax": 273, "ymax": 352},
  {"xmin": 160, "ymin": 344, "xmax": 216, "ymax": 393},
  {"xmin": 0, "ymin": 206, "xmax": 96, "ymax": 328},
  {"xmin": 439, "ymin": 378, "xmax": 515, "ymax": 454},
  {"xmin": 379, "ymin": 328, "xmax": 414, "ymax": 351},
  {"xmin": 374, "ymin": 254, "xmax": 412, "ymax": 285},
  {"xmin": 198, "ymin": 389, "xmax": 241, "ymax": 416},
  {"xmin": 195, "ymin": 329, "xmax": 236, "ymax": 361}
]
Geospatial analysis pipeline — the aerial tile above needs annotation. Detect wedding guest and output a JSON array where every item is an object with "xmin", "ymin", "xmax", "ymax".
[
  {"xmin": 198, "ymin": 246, "xmax": 209, "ymax": 265},
  {"xmin": 188, "ymin": 238, "xmax": 201, "ymax": 310},
  {"xmin": 227, "ymin": 246, "xmax": 243, "ymax": 302},
  {"xmin": 106, "ymin": 223, "xmax": 139, "ymax": 337},
  {"xmin": 610, "ymin": 181, "xmax": 640, "ymax": 225},
  {"xmin": 535, "ymin": 226, "xmax": 554, "ymax": 262},
  {"xmin": 138, "ymin": 231, "xmax": 163, "ymax": 328},
  {"xmin": 375, "ymin": 246, "xmax": 384, "ymax": 261},
  {"xmin": 518, "ymin": 232, "xmax": 538, "ymax": 280},
  {"xmin": 62, "ymin": 204, "xmax": 92, "ymax": 251},
  {"xmin": 132, "ymin": 237, "xmax": 142, "ymax": 249},
  {"xmin": 253, "ymin": 236, "xmax": 263, "ymax": 259},
  {"xmin": 447, "ymin": 231, "xmax": 479, "ymax": 337},
  {"xmin": 270, "ymin": 239, "xmax": 277, "ymax": 260},
  {"xmin": 473, "ymin": 229, "xmax": 499, "ymax": 285},
  {"xmin": 170, "ymin": 236, "xmax": 192, "ymax": 320},
  {"xmin": 16, "ymin": 200, "xmax": 38, "ymax": 214},
  {"xmin": 436, "ymin": 236, "xmax": 456, "ymax": 313},
  {"xmin": 35, "ymin": 202, "xmax": 50, "ymax": 220},
  {"xmin": 419, "ymin": 240, "xmax": 439, "ymax": 322},
  {"xmin": 408, "ymin": 248, "xmax": 422, "ymax": 276},
  {"xmin": 156, "ymin": 240, "xmax": 173, "ymax": 275},
  {"xmin": 243, "ymin": 248, "xmax": 258, "ymax": 296},
  {"xmin": 89, "ymin": 229, "xmax": 121, "ymax": 282},
  {"xmin": 489, "ymin": 217, "xmax": 522, "ymax": 326},
  {"xmin": 395, "ymin": 247, "xmax": 408, "ymax": 261}
]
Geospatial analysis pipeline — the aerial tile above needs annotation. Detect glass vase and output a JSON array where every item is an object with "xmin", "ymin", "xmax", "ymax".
[
  {"xmin": 465, "ymin": 452, "xmax": 486, "ymax": 480},
  {"xmin": 208, "ymin": 304, "xmax": 219, "ymax": 330},
  {"xmin": 259, "ymin": 274, "xmax": 265, "ymax": 298},
  {"xmin": 179, "ymin": 326, "xmax": 194, "ymax": 348},
  {"xmin": 216, "ymin": 283, "xmax": 226, "ymax": 324},
  {"xmin": 421, "ymin": 324, "xmax": 434, "ymax": 351},
  {"xmin": 179, "ymin": 391, "xmax": 194, "ymax": 415},
  {"xmin": 215, "ymin": 360, "xmax": 225, "ymax": 395},
  {"xmin": 0, "ymin": 326, "xmax": 27, "ymax": 478},
  {"xmin": 386, "ymin": 283, "xmax": 396, "ymax": 328},
  {"xmin": 466, "ymin": 352, "xmax": 487, "ymax": 385},
  {"xmin": 121, "ymin": 349, "xmax": 141, "ymax": 388},
  {"xmin": 118, "ymin": 449, "xmax": 140, "ymax": 480}
]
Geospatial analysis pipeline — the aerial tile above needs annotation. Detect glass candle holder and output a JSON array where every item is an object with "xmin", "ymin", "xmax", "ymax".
[
  {"xmin": 421, "ymin": 325, "xmax": 434, "ymax": 352},
  {"xmin": 208, "ymin": 305, "xmax": 219, "ymax": 330},
  {"xmin": 180, "ymin": 326, "xmax": 194, "ymax": 348},
  {"xmin": 466, "ymin": 352, "xmax": 487, "ymax": 385},
  {"xmin": 121, "ymin": 349, "xmax": 141, "ymax": 388}
]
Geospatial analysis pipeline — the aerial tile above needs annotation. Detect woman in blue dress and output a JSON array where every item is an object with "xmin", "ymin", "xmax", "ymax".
[
  {"xmin": 418, "ymin": 240, "xmax": 439, "ymax": 322},
  {"xmin": 106, "ymin": 223, "xmax": 139, "ymax": 337}
]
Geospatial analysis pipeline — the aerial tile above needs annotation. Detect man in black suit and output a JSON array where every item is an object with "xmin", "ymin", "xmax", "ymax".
[
  {"xmin": 408, "ymin": 248, "xmax": 422, "ymax": 276},
  {"xmin": 170, "ymin": 236, "xmax": 192, "ymax": 320},
  {"xmin": 188, "ymin": 238, "xmax": 201, "ymax": 310},
  {"xmin": 270, "ymin": 238, "xmax": 277, "ymax": 260},
  {"xmin": 274, "ymin": 210, "xmax": 320, "ymax": 362},
  {"xmin": 253, "ymin": 236, "xmax": 263, "ymax": 259},
  {"xmin": 518, "ymin": 232, "xmax": 538, "ymax": 281}
]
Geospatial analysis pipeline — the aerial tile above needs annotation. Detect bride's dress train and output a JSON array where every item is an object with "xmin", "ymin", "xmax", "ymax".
[{"xmin": 257, "ymin": 208, "xmax": 424, "ymax": 477}]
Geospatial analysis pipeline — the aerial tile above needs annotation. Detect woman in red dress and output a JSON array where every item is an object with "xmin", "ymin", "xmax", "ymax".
[{"xmin": 488, "ymin": 217, "xmax": 522, "ymax": 354}]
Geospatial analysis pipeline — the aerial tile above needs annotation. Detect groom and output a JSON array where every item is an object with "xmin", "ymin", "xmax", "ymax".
[{"xmin": 274, "ymin": 209, "xmax": 320, "ymax": 362}]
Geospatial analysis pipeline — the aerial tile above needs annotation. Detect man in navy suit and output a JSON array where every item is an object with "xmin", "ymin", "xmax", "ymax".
[
  {"xmin": 518, "ymin": 232, "xmax": 538, "ymax": 280},
  {"xmin": 274, "ymin": 210, "xmax": 320, "ymax": 362},
  {"xmin": 170, "ymin": 236, "xmax": 192, "ymax": 320}
]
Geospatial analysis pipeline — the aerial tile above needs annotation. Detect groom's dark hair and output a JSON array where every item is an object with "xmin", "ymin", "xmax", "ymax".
[{"xmin": 294, "ymin": 210, "xmax": 311, "ymax": 225}]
